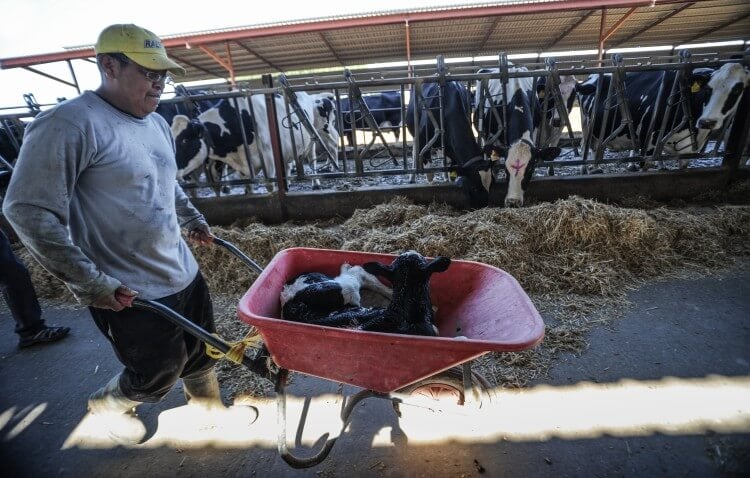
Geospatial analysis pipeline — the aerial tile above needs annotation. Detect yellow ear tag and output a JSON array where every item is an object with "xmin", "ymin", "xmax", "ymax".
[
  {"xmin": 691, "ymin": 82, "xmax": 700, "ymax": 93},
  {"xmin": 538, "ymin": 90, "xmax": 545, "ymax": 98},
  {"xmin": 490, "ymin": 151, "xmax": 500, "ymax": 161}
]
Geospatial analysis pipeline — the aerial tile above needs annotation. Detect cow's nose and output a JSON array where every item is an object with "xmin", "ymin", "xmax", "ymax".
[
  {"xmin": 697, "ymin": 118, "xmax": 717, "ymax": 130},
  {"xmin": 504, "ymin": 197, "xmax": 523, "ymax": 208}
]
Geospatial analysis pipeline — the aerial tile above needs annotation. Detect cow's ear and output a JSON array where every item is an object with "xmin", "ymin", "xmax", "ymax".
[
  {"xmin": 483, "ymin": 143, "xmax": 507, "ymax": 159},
  {"xmin": 363, "ymin": 261, "xmax": 394, "ymax": 282},
  {"xmin": 575, "ymin": 82, "xmax": 596, "ymax": 95},
  {"xmin": 423, "ymin": 256, "xmax": 451, "ymax": 274},
  {"xmin": 538, "ymin": 146, "xmax": 561, "ymax": 161},
  {"xmin": 688, "ymin": 70, "xmax": 712, "ymax": 91},
  {"xmin": 170, "ymin": 114, "xmax": 191, "ymax": 133}
]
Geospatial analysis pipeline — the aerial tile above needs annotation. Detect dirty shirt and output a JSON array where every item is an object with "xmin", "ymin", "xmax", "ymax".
[{"xmin": 3, "ymin": 91, "xmax": 204, "ymax": 304}]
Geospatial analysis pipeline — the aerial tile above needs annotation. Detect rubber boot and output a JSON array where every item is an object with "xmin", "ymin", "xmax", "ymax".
[
  {"xmin": 183, "ymin": 369, "xmax": 259, "ymax": 429},
  {"xmin": 87, "ymin": 373, "xmax": 146, "ymax": 445},
  {"xmin": 183, "ymin": 368, "xmax": 224, "ymax": 410}
]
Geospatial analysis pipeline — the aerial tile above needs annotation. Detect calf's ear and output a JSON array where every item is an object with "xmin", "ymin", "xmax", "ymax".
[
  {"xmin": 424, "ymin": 256, "xmax": 451, "ymax": 274},
  {"xmin": 363, "ymin": 261, "xmax": 394, "ymax": 282}
]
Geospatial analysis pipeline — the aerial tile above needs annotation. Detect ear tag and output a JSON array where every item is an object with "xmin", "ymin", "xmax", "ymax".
[
  {"xmin": 449, "ymin": 171, "xmax": 457, "ymax": 181},
  {"xmin": 490, "ymin": 151, "xmax": 500, "ymax": 161},
  {"xmin": 538, "ymin": 90, "xmax": 545, "ymax": 98},
  {"xmin": 691, "ymin": 82, "xmax": 700, "ymax": 93}
]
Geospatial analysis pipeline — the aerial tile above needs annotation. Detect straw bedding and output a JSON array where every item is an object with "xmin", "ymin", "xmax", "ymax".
[{"xmin": 13, "ymin": 192, "xmax": 750, "ymax": 398}]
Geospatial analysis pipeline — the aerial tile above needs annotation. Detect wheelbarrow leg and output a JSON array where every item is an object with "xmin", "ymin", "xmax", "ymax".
[{"xmin": 275, "ymin": 369, "xmax": 385, "ymax": 469}]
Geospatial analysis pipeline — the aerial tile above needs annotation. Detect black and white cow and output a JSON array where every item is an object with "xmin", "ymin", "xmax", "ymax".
[
  {"xmin": 170, "ymin": 92, "xmax": 339, "ymax": 191},
  {"xmin": 155, "ymin": 89, "xmax": 220, "ymax": 183},
  {"xmin": 474, "ymin": 67, "xmax": 562, "ymax": 207},
  {"xmin": 407, "ymin": 80, "xmax": 494, "ymax": 208},
  {"xmin": 340, "ymin": 90, "xmax": 403, "ymax": 146},
  {"xmin": 536, "ymin": 74, "xmax": 579, "ymax": 149},
  {"xmin": 577, "ymin": 62, "xmax": 750, "ymax": 170}
]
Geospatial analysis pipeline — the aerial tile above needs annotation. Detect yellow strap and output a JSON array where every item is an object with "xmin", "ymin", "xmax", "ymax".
[{"xmin": 205, "ymin": 327, "xmax": 263, "ymax": 364}]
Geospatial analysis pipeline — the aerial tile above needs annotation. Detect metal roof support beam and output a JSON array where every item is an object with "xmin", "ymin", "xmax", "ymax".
[
  {"xmin": 197, "ymin": 44, "xmax": 234, "ymax": 77},
  {"xmin": 681, "ymin": 11, "xmax": 750, "ymax": 45},
  {"xmin": 234, "ymin": 42, "xmax": 283, "ymax": 72},
  {"xmin": 319, "ymin": 32, "xmax": 345, "ymax": 66},
  {"xmin": 598, "ymin": 8, "xmax": 608, "ymax": 63},
  {"xmin": 599, "ymin": 6, "xmax": 638, "ymax": 61},
  {"xmin": 21, "ymin": 66, "xmax": 78, "ymax": 89},
  {"xmin": 405, "ymin": 20, "xmax": 413, "ymax": 79},
  {"xmin": 613, "ymin": 2, "xmax": 694, "ymax": 47},
  {"xmin": 66, "ymin": 60, "xmax": 80, "ymax": 94},
  {"xmin": 479, "ymin": 17, "xmax": 502, "ymax": 52},
  {"xmin": 169, "ymin": 52, "xmax": 224, "ymax": 79},
  {"xmin": 545, "ymin": 10, "xmax": 594, "ymax": 51},
  {"xmin": 224, "ymin": 41, "xmax": 236, "ymax": 86}
]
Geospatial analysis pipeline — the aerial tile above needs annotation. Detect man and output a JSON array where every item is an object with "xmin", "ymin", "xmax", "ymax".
[
  {"xmin": 3, "ymin": 24, "xmax": 247, "ymax": 443},
  {"xmin": 1, "ymin": 227, "xmax": 70, "ymax": 348}
]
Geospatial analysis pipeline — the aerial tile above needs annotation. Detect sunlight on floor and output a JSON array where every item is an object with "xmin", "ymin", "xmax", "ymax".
[{"xmin": 56, "ymin": 374, "xmax": 749, "ymax": 450}]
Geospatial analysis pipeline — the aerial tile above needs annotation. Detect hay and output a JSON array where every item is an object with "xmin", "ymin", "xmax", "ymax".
[{"xmin": 15, "ymin": 194, "xmax": 750, "ymax": 397}]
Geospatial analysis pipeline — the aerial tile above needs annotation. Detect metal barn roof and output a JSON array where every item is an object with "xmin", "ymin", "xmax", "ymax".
[{"xmin": 1, "ymin": 0, "xmax": 748, "ymax": 86}]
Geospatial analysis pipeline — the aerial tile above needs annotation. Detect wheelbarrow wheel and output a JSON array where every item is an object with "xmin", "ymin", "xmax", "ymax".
[{"xmin": 392, "ymin": 366, "xmax": 493, "ymax": 419}]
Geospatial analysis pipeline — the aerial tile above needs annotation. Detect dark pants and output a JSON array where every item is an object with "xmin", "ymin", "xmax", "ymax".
[
  {"xmin": 89, "ymin": 271, "xmax": 217, "ymax": 403},
  {"xmin": 0, "ymin": 229, "xmax": 45, "ymax": 338}
]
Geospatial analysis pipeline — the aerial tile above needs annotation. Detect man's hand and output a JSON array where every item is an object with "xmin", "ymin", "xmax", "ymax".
[
  {"xmin": 91, "ymin": 285, "xmax": 139, "ymax": 311},
  {"xmin": 187, "ymin": 223, "xmax": 214, "ymax": 246}
]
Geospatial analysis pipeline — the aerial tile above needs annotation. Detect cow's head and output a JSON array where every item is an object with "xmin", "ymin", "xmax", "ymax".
[
  {"xmin": 536, "ymin": 75, "xmax": 579, "ymax": 128},
  {"xmin": 171, "ymin": 114, "xmax": 208, "ymax": 180},
  {"xmin": 498, "ymin": 136, "xmax": 560, "ymax": 208},
  {"xmin": 455, "ymin": 158, "xmax": 493, "ymax": 209},
  {"xmin": 312, "ymin": 92, "xmax": 341, "ymax": 167},
  {"xmin": 695, "ymin": 63, "xmax": 750, "ymax": 131}
]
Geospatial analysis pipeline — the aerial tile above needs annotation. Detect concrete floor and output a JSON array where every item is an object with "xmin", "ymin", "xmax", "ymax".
[{"xmin": 1, "ymin": 261, "xmax": 749, "ymax": 477}]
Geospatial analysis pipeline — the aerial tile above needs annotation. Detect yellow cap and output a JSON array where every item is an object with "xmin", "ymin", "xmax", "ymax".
[{"xmin": 95, "ymin": 24, "xmax": 186, "ymax": 76}]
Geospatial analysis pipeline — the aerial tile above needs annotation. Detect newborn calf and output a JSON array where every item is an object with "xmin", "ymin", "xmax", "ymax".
[
  {"xmin": 280, "ymin": 263, "xmax": 392, "ymax": 324},
  {"xmin": 283, "ymin": 251, "xmax": 450, "ymax": 337}
]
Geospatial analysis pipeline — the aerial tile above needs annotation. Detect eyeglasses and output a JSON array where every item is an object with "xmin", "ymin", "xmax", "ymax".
[{"xmin": 109, "ymin": 53, "xmax": 172, "ymax": 84}]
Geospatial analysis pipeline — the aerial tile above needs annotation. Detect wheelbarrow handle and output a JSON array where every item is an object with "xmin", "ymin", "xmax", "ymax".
[
  {"xmin": 131, "ymin": 298, "xmax": 275, "ymax": 382},
  {"xmin": 212, "ymin": 236, "xmax": 264, "ymax": 274}
]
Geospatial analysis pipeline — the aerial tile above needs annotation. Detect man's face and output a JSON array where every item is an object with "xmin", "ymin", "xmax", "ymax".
[{"xmin": 106, "ymin": 55, "xmax": 168, "ymax": 118}]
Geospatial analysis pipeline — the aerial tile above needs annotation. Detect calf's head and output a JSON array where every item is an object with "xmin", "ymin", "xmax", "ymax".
[{"xmin": 363, "ymin": 251, "xmax": 451, "ymax": 336}]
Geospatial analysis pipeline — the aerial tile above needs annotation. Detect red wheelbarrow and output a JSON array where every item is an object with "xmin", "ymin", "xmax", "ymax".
[{"xmin": 134, "ymin": 241, "xmax": 545, "ymax": 468}]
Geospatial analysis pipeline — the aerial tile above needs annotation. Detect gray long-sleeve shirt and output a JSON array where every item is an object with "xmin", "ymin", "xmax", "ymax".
[{"xmin": 2, "ymin": 91, "xmax": 205, "ymax": 304}]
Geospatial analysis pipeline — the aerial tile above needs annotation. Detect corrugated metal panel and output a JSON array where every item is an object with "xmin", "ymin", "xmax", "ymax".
[{"xmin": 1, "ymin": 0, "xmax": 747, "ymax": 85}]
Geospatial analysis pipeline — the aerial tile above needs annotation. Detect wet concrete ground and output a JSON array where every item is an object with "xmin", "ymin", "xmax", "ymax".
[{"xmin": 1, "ymin": 260, "xmax": 748, "ymax": 477}]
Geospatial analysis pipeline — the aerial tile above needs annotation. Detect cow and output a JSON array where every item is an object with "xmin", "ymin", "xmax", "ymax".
[
  {"xmin": 536, "ymin": 74, "xmax": 579, "ymax": 149},
  {"xmin": 155, "ymin": 88, "xmax": 219, "ymax": 129},
  {"xmin": 576, "ymin": 62, "xmax": 750, "ymax": 171},
  {"xmin": 170, "ymin": 91, "xmax": 339, "ymax": 192},
  {"xmin": 535, "ymin": 74, "xmax": 580, "ymax": 176},
  {"xmin": 474, "ymin": 67, "xmax": 562, "ymax": 207},
  {"xmin": 155, "ymin": 88, "xmax": 223, "ymax": 189},
  {"xmin": 406, "ymin": 80, "xmax": 494, "ymax": 209},
  {"xmin": 340, "ymin": 90, "xmax": 403, "ymax": 146}
]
